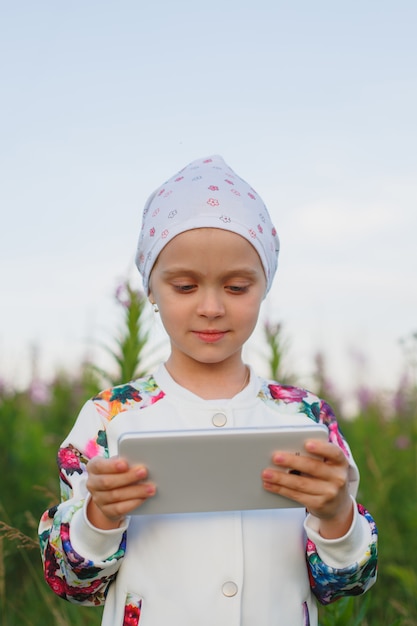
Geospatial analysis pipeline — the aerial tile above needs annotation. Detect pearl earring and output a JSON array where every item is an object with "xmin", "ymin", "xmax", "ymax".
[{"xmin": 151, "ymin": 302, "xmax": 159, "ymax": 313}]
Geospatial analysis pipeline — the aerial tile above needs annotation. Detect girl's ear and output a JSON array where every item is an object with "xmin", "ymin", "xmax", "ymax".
[
  {"xmin": 148, "ymin": 291, "xmax": 159, "ymax": 312},
  {"xmin": 149, "ymin": 297, "xmax": 159, "ymax": 313},
  {"xmin": 148, "ymin": 284, "xmax": 154, "ymax": 304}
]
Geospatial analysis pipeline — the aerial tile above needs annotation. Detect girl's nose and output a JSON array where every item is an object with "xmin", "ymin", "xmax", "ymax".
[{"xmin": 196, "ymin": 289, "xmax": 225, "ymax": 318}]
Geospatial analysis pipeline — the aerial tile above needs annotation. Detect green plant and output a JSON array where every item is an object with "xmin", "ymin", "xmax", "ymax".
[
  {"xmin": 263, "ymin": 319, "xmax": 294, "ymax": 384},
  {"xmin": 89, "ymin": 282, "xmax": 152, "ymax": 386}
]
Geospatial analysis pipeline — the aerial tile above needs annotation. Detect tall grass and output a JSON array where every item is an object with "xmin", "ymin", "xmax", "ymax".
[{"xmin": 0, "ymin": 283, "xmax": 416, "ymax": 624}]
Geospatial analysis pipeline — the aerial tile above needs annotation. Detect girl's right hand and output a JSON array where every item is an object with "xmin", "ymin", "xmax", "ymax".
[{"xmin": 86, "ymin": 456, "xmax": 156, "ymax": 530}]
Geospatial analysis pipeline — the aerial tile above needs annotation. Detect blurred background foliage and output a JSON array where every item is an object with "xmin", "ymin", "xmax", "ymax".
[{"xmin": 0, "ymin": 282, "xmax": 416, "ymax": 625}]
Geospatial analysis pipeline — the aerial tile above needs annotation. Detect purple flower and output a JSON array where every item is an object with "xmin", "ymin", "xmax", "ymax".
[
  {"xmin": 29, "ymin": 379, "xmax": 51, "ymax": 405},
  {"xmin": 395, "ymin": 435, "xmax": 410, "ymax": 450}
]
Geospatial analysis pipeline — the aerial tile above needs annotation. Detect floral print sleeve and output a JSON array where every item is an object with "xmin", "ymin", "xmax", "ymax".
[
  {"xmin": 260, "ymin": 381, "xmax": 378, "ymax": 604},
  {"xmin": 38, "ymin": 399, "xmax": 124, "ymax": 605},
  {"xmin": 39, "ymin": 500, "xmax": 126, "ymax": 605},
  {"xmin": 38, "ymin": 376, "xmax": 164, "ymax": 605},
  {"xmin": 307, "ymin": 504, "xmax": 378, "ymax": 604}
]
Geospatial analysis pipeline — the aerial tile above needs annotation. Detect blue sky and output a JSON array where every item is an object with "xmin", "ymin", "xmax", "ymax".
[{"xmin": 1, "ymin": 1, "xmax": 416, "ymax": 396}]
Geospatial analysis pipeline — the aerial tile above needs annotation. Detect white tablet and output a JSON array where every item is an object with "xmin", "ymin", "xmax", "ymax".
[{"xmin": 118, "ymin": 424, "xmax": 329, "ymax": 515}]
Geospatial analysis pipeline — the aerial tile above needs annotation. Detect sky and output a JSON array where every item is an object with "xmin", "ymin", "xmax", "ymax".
[{"xmin": 1, "ymin": 1, "xmax": 416, "ymax": 398}]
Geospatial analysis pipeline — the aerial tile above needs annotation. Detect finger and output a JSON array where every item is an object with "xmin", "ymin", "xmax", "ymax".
[
  {"xmin": 262, "ymin": 469, "xmax": 322, "ymax": 508},
  {"xmin": 87, "ymin": 463, "xmax": 149, "ymax": 493},
  {"xmin": 96, "ymin": 481, "xmax": 156, "ymax": 507},
  {"xmin": 100, "ymin": 494, "xmax": 152, "ymax": 519},
  {"xmin": 304, "ymin": 440, "xmax": 348, "ymax": 465},
  {"xmin": 262, "ymin": 468, "xmax": 327, "ymax": 497},
  {"xmin": 271, "ymin": 442, "xmax": 347, "ymax": 476},
  {"xmin": 87, "ymin": 455, "xmax": 130, "ymax": 475},
  {"xmin": 269, "ymin": 450, "xmax": 325, "ymax": 479},
  {"xmin": 89, "ymin": 483, "xmax": 157, "ymax": 522}
]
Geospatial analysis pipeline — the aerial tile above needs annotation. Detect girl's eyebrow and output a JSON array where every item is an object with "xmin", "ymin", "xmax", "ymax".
[
  {"xmin": 160, "ymin": 267, "xmax": 261, "ymax": 279},
  {"xmin": 221, "ymin": 268, "xmax": 261, "ymax": 280},
  {"xmin": 159, "ymin": 268, "xmax": 199, "ymax": 277}
]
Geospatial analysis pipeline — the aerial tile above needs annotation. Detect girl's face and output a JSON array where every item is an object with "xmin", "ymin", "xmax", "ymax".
[{"xmin": 148, "ymin": 228, "xmax": 266, "ymax": 374}]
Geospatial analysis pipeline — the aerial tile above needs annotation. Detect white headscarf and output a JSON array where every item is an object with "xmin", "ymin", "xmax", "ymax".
[{"xmin": 136, "ymin": 155, "xmax": 279, "ymax": 294}]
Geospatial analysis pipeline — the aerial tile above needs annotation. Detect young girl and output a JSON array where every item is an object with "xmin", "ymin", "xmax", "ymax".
[{"xmin": 39, "ymin": 155, "xmax": 377, "ymax": 626}]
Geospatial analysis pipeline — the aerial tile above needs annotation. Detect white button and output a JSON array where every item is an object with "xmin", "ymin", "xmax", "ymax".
[
  {"xmin": 222, "ymin": 581, "xmax": 238, "ymax": 597},
  {"xmin": 212, "ymin": 412, "xmax": 227, "ymax": 427}
]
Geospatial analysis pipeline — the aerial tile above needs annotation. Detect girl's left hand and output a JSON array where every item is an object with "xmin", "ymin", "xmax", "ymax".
[{"xmin": 262, "ymin": 439, "xmax": 354, "ymax": 539}]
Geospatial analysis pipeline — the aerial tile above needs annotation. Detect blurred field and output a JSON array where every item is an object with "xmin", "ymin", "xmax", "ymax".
[{"xmin": 1, "ymin": 286, "xmax": 416, "ymax": 625}]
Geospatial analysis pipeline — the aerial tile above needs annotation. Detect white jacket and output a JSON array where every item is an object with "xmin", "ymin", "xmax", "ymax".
[{"xmin": 39, "ymin": 365, "xmax": 377, "ymax": 626}]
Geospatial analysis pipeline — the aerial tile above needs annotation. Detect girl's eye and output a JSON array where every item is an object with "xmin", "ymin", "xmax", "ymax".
[
  {"xmin": 174, "ymin": 284, "xmax": 196, "ymax": 292},
  {"xmin": 227, "ymin": 285, "xmax": 249, "ymax": 293}
]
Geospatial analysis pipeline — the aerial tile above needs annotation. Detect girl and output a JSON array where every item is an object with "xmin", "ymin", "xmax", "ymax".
[{"xmin": 39, "ymin": 155, "xmax": 377, "ymax": 625}]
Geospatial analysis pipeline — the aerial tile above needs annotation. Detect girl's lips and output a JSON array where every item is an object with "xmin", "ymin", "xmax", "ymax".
[{"xmin": 193, "ymin": 330, "xmax": 227, "ymax": 343}]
